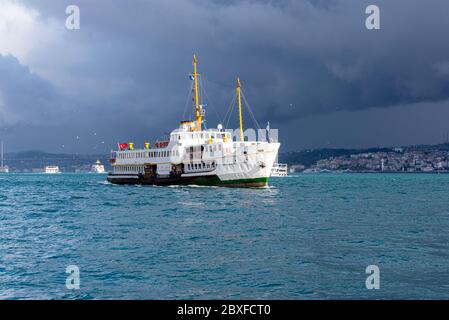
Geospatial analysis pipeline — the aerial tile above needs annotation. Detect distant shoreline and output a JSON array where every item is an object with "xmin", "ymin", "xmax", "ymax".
[{"xmin": 299, "ymin": 170, "xmax": 449, "ymax": 174}]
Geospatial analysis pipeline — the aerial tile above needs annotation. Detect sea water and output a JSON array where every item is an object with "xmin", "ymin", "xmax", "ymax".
[{"xmin": 0, "ymin": 173, "xmax": 448, "ymax": 299}]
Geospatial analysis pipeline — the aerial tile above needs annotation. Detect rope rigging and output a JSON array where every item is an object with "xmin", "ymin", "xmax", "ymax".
[
  {"xmin": 241, "ymin": 90, "xmax": 261, "ymax": 130},
  {"xmin": 180, "ymin": 56, "xmax": 260, "ymax": 134},
  {"xmin": 200, "ymin": 77, "xmax": 223, "ymax": 125},
  {"xmin": 223, "ymin": 81, "xmax": 261, "ymax": 132},
  {"xmin": 182, "ymin": 80, "xmax": 194, "ymax": 120}
]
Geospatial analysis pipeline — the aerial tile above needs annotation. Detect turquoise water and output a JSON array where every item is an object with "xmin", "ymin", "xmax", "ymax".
[{"xmin": 0, "ymin": 173, "xmax": 448, "ymax": 299}]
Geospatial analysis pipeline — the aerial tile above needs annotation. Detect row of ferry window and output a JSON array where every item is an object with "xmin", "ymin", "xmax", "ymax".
[
  {"xmin": 119, "ymin": 165, "xmax": 144, "ymax": 173},
  {"xmin": 117, "ymin": 152, "xmax": 146, "ymax": 159},
  {"xmin": 205, "ymin": 144, "xmax": 222, "ymax": 152},
  {"xmin": 187, "ymin": 144, "xmax": 222, "ymax": 153},
  {"xmin": 187, "ymin": 162, "xmax": 216, "ymax": 171},
  {"xmin": 117, "ymin": 150, "xmax": 180, "ymax": 159},
  {"xmin": 149, "ymin": 150, "xmax": 180, "ymax": 158},
  {"xmin": 173, "ymin": 133, "xmax": 229, "ymax": 140}
]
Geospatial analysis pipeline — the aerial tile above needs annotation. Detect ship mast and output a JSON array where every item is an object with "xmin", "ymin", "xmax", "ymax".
[
  {"xmin": 237, "ymin": 78, "xmax": 244, "ymax": 141},
  {"xmin": 193, "ymin": 54, "xmax": 202, "ymax": 131},
  {"xmin": 1, "ymin": 140, "xmax": 3, "ymax": 169}
]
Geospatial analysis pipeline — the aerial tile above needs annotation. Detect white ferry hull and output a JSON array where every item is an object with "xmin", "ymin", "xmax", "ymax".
[
  {"xmin": 107, "ymin": 174, "xmax": 269, "ymax": 187},
  {"xmin": 107, "ymin": 142, "xmax": 279, "ymax": 188}
]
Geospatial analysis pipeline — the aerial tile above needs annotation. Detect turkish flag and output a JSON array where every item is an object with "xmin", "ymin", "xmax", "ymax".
[{"xmin": 119, "ymin": 143, "xmax": 128, "ymax": 150}]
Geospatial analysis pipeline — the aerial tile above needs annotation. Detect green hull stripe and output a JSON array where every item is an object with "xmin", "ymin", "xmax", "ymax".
[
  {"xmin": 186, "ymin": 176, "xmax": 269, "ymax": 187},
  {"xmin": 108, "ymin": 174, "xmax": 269, "ymax": 188}
]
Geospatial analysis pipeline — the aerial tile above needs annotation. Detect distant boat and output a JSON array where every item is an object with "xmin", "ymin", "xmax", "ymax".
[
  {"xmin": 91, "ymin": 160, "xmax": 105, "ymax": 173},
  {"xmin": 271, "ymin": 163, "xmax": 288, "ymax": 177},
  {"xmin": 44, "ymin": 166, "xmax": 60, "ymax": 174},
  {"xmin": 271, "ymin": 153, "xmax": 288, "ymax": 177},
  {"xmin": 0, "ymin": 140, "xmax": 9, "ymax": 173},
  {"xmin": 303, "ymin": 168, "xmax": 320, "ymax": 174}
]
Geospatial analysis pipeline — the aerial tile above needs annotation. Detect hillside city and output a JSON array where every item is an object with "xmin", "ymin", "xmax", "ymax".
[{"xmin": 287, "ymin": 144, "xmax": 449, "ymax": 173}]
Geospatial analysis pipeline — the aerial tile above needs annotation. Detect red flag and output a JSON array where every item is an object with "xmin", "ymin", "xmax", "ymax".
[{"xmin": 119, "ymin": 143, "xmax": 128, "ymax": 150}]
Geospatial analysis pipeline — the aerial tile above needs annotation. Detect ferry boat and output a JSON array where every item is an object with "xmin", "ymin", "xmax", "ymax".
[
  {"xmin": 0, "ymin": 141, "xmax": 9, "ymax": 173},
  {"xmin": 91, "ymin": 160, "xmax": 105, "ymax": 173},
  {"xmin": 107, "ymin": 55, "xmax": 280, "ymax": 187},
  {"xmin": 44, "ymin": 166, "xmax": 60, "ymax": 174}
]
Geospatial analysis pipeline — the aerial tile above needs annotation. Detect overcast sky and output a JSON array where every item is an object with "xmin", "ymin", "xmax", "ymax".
[{"xmin": 1, "ymin": 0, "xmax": 449, "ymax": 153}]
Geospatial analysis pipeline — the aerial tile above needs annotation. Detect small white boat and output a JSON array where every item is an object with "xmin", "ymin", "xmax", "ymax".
[
  {"xmin": 270, "ymin": 152, "xmax": 288, "ymax": 177},
  {"xmin": 91, "ymin": 160, "xmax": 105, "ymax": 173},
  {"xmin": 44, "ymin": 166, "xmax": 60, "ymax": 174},
  {"xmin": 271, "ymin": 163, "xmax": 288, "ymax": 177}
]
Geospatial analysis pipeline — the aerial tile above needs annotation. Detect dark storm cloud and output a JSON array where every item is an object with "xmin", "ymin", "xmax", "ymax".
[
  {"xmin": 2, "ymin": 0, "xmax": 449, "ymax": 151},
  {"xmin": 0, "ymin": 54, "xmax": 65, "ymax": 125}
]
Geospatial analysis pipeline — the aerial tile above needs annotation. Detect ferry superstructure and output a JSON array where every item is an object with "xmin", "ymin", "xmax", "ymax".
[{"xmin": 107, "ymin": 55, "xmax": 280, "ymax": 187}]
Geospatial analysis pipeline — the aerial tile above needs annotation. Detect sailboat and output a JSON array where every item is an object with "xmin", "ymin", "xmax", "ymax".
[
  {"xmin": 0, "ymin": 140, "xmax": 9, "ymax": 173},
  {"xmin": 107, "ymin": 55, "xmax": 280, "ymax": 187}
]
